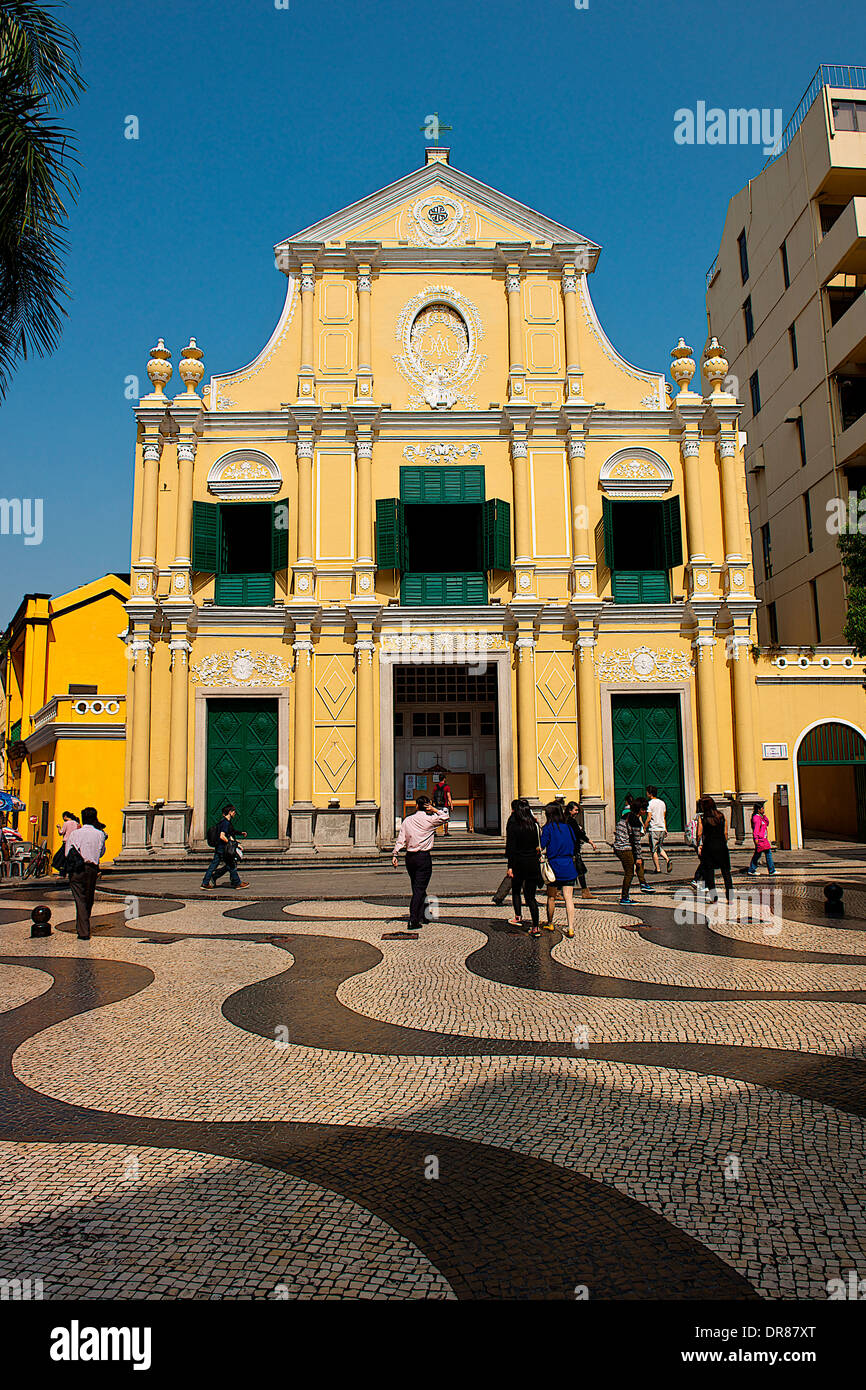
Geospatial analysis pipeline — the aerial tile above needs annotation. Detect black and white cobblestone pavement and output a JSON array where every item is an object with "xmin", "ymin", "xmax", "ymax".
[{"xmin": 1, "ymin": 847, "xmax": 866, "ymax": 1301}]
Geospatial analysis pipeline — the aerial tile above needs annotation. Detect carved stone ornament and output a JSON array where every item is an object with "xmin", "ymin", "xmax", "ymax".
[
  {"xmin": 407, "ymin": 196, "xmax": 471, "ymax": 248},
  {"xmin": 395, "ymin": 286, "xmax": 485, "ymax": 409},
  {"xmin": 402, "ymin": 442, "xmax": 481, "ymax": 464},
  {"xmin": 600, "ymin": 448, "xmax": 674, "ymax": 498},
  {"xmin": 379, "ymin": 629, "xmax": 507, "ymax": 661},
  {"xmin": 189, "ymin": 649, "xmax": 292, "ymax": 687},
  {"xmin": 595, "ymin": 645, "xmax": 693, "ymax": 683},
  {"xmin": 207, "ymin": 450, "xmax": 282, "ymax": 500}
]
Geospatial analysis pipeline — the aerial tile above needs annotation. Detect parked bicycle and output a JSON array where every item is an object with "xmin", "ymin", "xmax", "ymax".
[{"xmin": 24, "ymin": 840, "xmax": 50, "ymax": 879}]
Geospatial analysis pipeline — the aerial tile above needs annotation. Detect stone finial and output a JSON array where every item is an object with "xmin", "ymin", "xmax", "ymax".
[
  {"xmin": 179, "ymin": 337, "xmax": 204, "ymax": 396},
  {"xmin": 146, "ymin": 339, "xmax": 172, "ymax": 397},
  {"xmin": 670, "ymin": 338, "xmax": 696, "ymax": 395},
  {"xmin": 703, "ymin": 337, "xmax": 729, "ymax": 396}
]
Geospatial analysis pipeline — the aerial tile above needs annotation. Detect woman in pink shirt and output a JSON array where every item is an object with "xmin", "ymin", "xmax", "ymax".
[{"xmin": 747, "ymin": 801, "xmax": 776, "ymax": 876}]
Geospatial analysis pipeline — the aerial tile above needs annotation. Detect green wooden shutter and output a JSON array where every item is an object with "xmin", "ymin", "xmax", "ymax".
[
  {"xmin": 400, "ymin": 469, "xmax": 425, "ymax": 505},
  {"xmin": 399, "ymin": 465, "xmax": 485, "ymax": 504},
  {"xmin": 375, "ymin": 498, "xmax": 406, "ymax": 571},
  {"xmin": 482, "ymin": 498, "xmax": 511, "ymax": 570},
  {"xmin": 601, "ymin": 496, "xmax": 616, "ymax": 570},
  {"xmin": 191, "ymin": 501, "xmax": 220, "ymax": 572},
  {"xmin": 271, "ymin": 500, "xmax": 289, "ymax": 571},
  {"xmin": 661, "ymin": 497, "xmax": 683, "ymax": 570}
]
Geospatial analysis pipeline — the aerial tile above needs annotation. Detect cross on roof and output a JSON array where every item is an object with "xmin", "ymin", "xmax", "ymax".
[{"xmin": 421, "ymin": 112, "xmax": 453, "ymax": 146}]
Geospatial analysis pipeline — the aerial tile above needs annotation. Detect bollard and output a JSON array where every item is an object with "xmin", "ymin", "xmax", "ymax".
[
  {"xmin": 824, "ymin": 884, "xmax": 845, "ymax": 919},
  {"xmin": 30, "ymin": 905, "xmax": 52, "ymax": 937}
]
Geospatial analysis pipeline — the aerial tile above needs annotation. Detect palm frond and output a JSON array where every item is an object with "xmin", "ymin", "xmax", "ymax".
[{"xmin": 0, "ymin": 0, "xmax": 83, "ymax": 398}]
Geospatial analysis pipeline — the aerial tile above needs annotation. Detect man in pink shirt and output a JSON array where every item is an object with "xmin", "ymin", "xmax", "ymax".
[{"xmin": 392, "ymin": 794, "xmax": 450, "ymax": 933}]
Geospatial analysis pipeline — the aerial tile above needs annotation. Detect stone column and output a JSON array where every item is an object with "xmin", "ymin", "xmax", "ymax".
[
  {"xmin": 356, "ymin": 435, "xmax": 374, "ymax": 565},
  {"xmin": 561, "ymin": 264, "xmax": 584, "ymax": 400},
  {"xmin": 729, "ymin": 632, "xmax": 759, "ymax": 799},
  {"xmin": 510, "ymin": 435, "xmax": 532, "ymax": 565},
  {"xmin": 514, "ymin": 626, "xmax": 539, "ymax": 801},
  {"xmin": 693, "ymin": 630, "xmax": 723, "ymax": 797},
  {"xmin": 717, "ymin": 435, "xmax": 745, "ymax": 563},
  {"xmin": 296, "ymin": 263, "xmax": 317, "ymax": 404},
  {"xmin": 575, "ymin": 627, "xmax": 606, "ymax": 840},
  {"xmin": 354, "ymin": 264, "xmax": 374, "ymax": 402},
  {"xmin": 681, "ymin": 436, "xmax": 706, "ymax": 563},
  {"xmin": 163, "ymin": 635, "xmax": 192, "ymax": 850},
  {"xmin": 567, "ymin": 434, "xmax": 595, "ymax": 597},
  {"xmin": 295, "ymin": 433, "xmax": 315, "ymax": 586},
  {"xmin": 352, "ymin": 626, "xmax": 379, "ymax": 851},
  {"xmin": 505, "ymin": 265, "xmax": 526, "ymax": 400},
  {"xmin": 289, "ymin": 624, "xmax": 316, "ymax": 850},
  {"xmin": 122, "ymin": 628, "xmax": 155, "ymax": 852},
  {"xmin": 130, "ymin": 429, "xmax": 164, "ymax": 606}
]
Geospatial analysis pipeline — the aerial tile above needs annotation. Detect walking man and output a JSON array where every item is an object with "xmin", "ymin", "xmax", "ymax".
[
  {"xmin": 202, "ymin": 804, "xmax": 249, "ymax": 890},
  {"xmin": 67, "ymin": 807, "xmax": 107, "ymax": 940},
  {"xmin": 392, "ymin": 794, "xmax": 449, "ymax": 933},
  {"xmin": 432, "ymin": 775, "xmax": 452, "ymax": 835},
  {"xmin": 643, "ymin": 785, "xmax": 673, "ymax": 873}
]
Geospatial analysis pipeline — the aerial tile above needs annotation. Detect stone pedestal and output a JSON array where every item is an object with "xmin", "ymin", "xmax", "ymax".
[
  {"xmin": 159, "ymin": 804, "xmax": 192, "ymax": 853},
  {"xmin": 353, "ymin": 804, "xmax": 380, "ymax": 851},
  {"xmin": 578, "ymin": 796, "xmax": 607, "ymax": 843},
  {"xmin": 314, "ymin": 808, "xmax": 353, "ymax": 851},
  {"xmin": 120, "ymin": 804, "xmax": 155, "ymax": 855},
  {"xmin": 288, "ymin": 803, "xmax": 315, "ymax": 853}
]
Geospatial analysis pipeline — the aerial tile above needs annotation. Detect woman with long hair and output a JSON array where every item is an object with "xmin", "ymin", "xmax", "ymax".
[
  {"xmin": 540, "ymin": 801, "xmax": 577, "ymax": 938},
  {"xmin": 505, "ymin": 797, "xmax": 543, "ymax": 937},
  {"xmin": 696, "ymin": 796, "xmax": 733, "ymax": 901}
]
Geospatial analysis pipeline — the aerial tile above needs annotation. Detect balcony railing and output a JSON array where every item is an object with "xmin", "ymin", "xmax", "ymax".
[
  {"xmin": 763, "ymin": 64, "xmax": 866, "ymax": 169},
  {"xmin": 30, "ymin": 695, "xmax": 125, "ymax": 732}
]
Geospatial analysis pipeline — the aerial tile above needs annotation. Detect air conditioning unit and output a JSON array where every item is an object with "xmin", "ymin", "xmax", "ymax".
[{"xmin": 47, "ymin": 761, "xmax": 55, "ymax": 779}]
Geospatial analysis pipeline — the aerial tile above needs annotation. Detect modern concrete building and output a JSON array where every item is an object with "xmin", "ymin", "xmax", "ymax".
[{"xmin": 707, "ymin": 64, "xmax": 866, "ymax": 647}]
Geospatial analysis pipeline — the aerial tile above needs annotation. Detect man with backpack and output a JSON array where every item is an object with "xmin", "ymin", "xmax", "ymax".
[{"xmin": 201, "ymin": 804, "xmax": 249, "ymax": 889}]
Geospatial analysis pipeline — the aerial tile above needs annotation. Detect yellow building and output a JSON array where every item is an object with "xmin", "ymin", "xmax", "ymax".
[
  {"xmin": 117, "ymin": 147, "xmax": 866, "ymax": 858},
  {"xmin": 3, "ymin": 575, "xmax": 130, "ymax": 855}
]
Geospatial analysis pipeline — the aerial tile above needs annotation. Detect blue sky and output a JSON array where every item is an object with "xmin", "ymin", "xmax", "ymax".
[{"xmin": 1, "ymin": 0, "xmax": 863, "ymax": 622}]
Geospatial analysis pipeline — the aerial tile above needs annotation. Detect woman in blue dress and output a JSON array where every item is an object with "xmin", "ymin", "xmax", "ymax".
[{"xmin": 540, "ymin": 801, "xmax": 577, "ymax": 937}]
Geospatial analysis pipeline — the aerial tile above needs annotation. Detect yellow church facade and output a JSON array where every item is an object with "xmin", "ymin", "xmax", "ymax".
[{"xmin": 117, "ymin": 148, "xmax": 866, "ymax": 859}]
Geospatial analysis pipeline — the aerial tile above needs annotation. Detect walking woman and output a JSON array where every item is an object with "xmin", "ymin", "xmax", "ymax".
[
  {"xmin": 564, "ymin": 801, "xmax": 598, "ymax": 899},
  {"xmin": 540, "ymin": 802, "xmax": 577, "ymax": 937},
  {"xmin": 505, "ymin": 797, "xmax": 543, "ymax": 937},
  {"xmin": 613, "ymin": 798, "xmax": 655, "ymax": 904},
  {"xmin": 747, "ymin": 800, "xmax": 776, "ymax": 877},
  {"xmin": 696, "ymin": 796, "xmax": 734, "ymax": 901}
]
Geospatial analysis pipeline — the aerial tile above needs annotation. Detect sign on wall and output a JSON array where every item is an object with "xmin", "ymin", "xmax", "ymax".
[{"xmin": 762, "ymin": 743, "xmax": 789, "ymax": 759}]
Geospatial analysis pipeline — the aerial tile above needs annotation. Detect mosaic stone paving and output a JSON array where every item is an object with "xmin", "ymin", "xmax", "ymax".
[{"xmin": 1, "ymin": 880, "xmax": 866, "ymax": 1300}]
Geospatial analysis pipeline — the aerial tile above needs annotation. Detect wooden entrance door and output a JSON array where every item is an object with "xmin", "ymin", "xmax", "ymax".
[
  {"xmin": 611, "ymin": 694, "xmax": 685, "ymax": 830},
  {"xmin": 206, "ymin": 699, "xmax": 279, "ymax": 839}
]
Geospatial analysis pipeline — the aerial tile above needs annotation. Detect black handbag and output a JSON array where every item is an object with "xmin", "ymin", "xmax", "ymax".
[
  {"xmin": 51, "ymin": 847, "xmax": 67, "ymax": 873},
  {"xmin": 64, "ymin": 845, "xmax": 86, "ymax": 875}
]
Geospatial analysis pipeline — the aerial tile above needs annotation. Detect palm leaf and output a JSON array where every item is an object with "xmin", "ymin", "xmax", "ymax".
[{"xmin": 0, "ymin": 0, "xmax": 84, "ymax": 398}]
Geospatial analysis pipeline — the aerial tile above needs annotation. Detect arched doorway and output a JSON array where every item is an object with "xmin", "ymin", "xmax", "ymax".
[{"xmin": 796, "ymin": 721, "xmax": 866, "ymax": 843}]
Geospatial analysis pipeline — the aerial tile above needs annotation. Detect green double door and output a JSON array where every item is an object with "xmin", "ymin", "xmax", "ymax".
[
  {"xmin": 206, "ymin": 699, "xmax": 279, "ymax": 839},
  {"xmin": 611, "ymin": 695, "xmax": 685, "ymax": 831}
]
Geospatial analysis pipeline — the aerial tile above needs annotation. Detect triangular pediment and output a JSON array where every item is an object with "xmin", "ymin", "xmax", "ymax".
[{"xmin": 275, "ymin": 157, "xmax": 600, "ymax": 258}]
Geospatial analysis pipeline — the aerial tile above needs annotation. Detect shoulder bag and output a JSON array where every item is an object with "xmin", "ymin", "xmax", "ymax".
[{"xmin": 538, "ymin": 823, "xmax": 557, "ymax": 885}]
